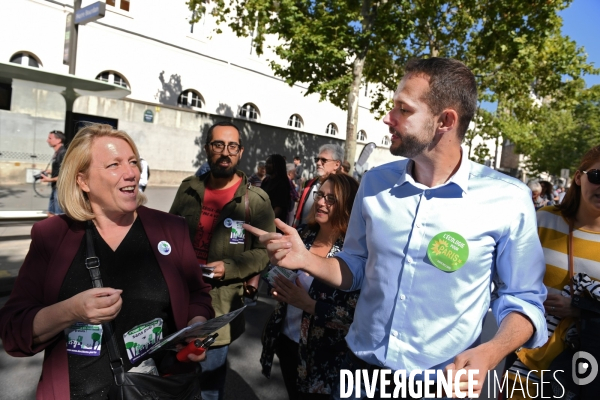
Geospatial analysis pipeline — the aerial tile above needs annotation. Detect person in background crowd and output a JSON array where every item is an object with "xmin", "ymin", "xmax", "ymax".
[
  {"xmin": 539, "ymin": 180, "xmax": 555, "ymax": 207},
  {"xmin": 528, "ymin": 180, "xmax": 548, "ymax": 209},
  {"xmin": 0, "ymin": 124, "xmax": 214, "ymax": 399},
  {"xmin": 286, "ymin": 163, "xmax": 299, "ymax": 193},
  {"xmin": 41, "ymin": 130, "xmax": 67, "ymax": 217},
  {"xmin": 555, "ymin": 178, "xmax": 567, "ymax": 203},
  {"xmin": 249, "ymin": 161, "xmax": 267, "ymax": 187},
  {"xmin": 293, "ymin": 144, "xmax": 343, "ymax": 228},
  {"xmin": 293, "ymin": 156, "xmax": 303, "ymax": 189},
  {"xmin": 139, "ymin": 157, "xmax": 149, "ymax": 192},
  {"xmin": 261, "ymin": 173, "xmax": 360, "ymax": 400},
  {"xmin": 341, "ymin": 160, "xmax": 351, "ymax": 175},
  {"xmin": 195, "ymin": 161, "xmax": 211, "ymax": 177},
  {"xmin": 169, "ymin": 121, "xmax": 274, "ymax": 400},
  {"xmin": 247, "ymin": 57, "xmax": 547, "ymax": 399},
  {"xmin": 506, "ymin": 145, "xmax": 600, "ymax": 399},
  {"xmin": 262, "ymin": 154, "xmax": 292, "ymax": 222},
  {"xmin": 286, "ymin": 163, "xmax": 300, "ymax": 225}
]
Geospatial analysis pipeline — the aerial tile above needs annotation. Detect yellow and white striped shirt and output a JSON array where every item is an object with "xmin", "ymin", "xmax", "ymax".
[{"xmin": 538, "ymin": 206, "xmax": 600, "ymax": 290}]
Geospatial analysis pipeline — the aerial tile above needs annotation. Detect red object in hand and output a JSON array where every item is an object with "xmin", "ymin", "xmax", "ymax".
[
  {"xmin": 176, "ymin": 339, "xmax": 205, "ymax": 362},
  {"xmin": 176, "ymin": 333, "xmax": 218, "ymax": 363}
]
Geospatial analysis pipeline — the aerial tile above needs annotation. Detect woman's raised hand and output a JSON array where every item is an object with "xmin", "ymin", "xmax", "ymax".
[
  {"xmin": 68, "ymin": 288, "xmax": 123, "ymax": 325},
  {"xmin": 243, "ymin": 218, "xmax": 308, "ymax": 270},
  {"xmin": 272, "ymin": 275, "xmax": 316, "ymax": 314}
]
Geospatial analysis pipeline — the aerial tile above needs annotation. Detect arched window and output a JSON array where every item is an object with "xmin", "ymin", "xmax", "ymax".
[
  {"xmin": 239, "ymin": 103, "xmax": 259, "ymax": 120},
  {"xmin": 96, "ymin": 71, "xmax": 130, "ymax": 89},
  {"xmin": 178, "ymin": 89, "xmax": 203, "ymax": 109},
  {"xmin": 287, "ymin": 114, "xmax": 303, "ymax": 129},
  {"xmin": 326, "ymin": 123, "xmax": 338, "ymax": 136},
  {"xmin": 357, "ymin": 130, "xmax": 367, "ymax": 142},
  {"xmin": 382, "ymin": 136, "xmax": 390, "ymax": 146},
  {"xmin": 10, "ymin": 52, "xmax": 42, "ymax": 68}
]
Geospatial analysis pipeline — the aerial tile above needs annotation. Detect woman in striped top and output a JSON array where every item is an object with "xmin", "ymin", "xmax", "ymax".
[{"xmin": 507, "ymin": 145, "xmax": 600, "ymax": 399}]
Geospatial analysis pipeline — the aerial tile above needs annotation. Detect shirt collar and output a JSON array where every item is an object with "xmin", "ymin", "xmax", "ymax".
[{"xmin": 396, "ymin": 149, "xmax": 471, "ymax": 194}]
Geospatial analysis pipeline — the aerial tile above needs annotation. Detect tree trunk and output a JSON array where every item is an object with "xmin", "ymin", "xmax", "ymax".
[
  {"xmin": 345, "ymin": 56, "xmax": 365, "ymax": 175},
  {"xmin": 493, "ymin": 135, "xmax": 500, "ymax": 169}
]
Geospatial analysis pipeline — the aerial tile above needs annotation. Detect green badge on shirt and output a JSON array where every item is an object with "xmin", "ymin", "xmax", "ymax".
[{"xmin": 427, "ymin": 231, "xmax": 469, "ymax": 272}]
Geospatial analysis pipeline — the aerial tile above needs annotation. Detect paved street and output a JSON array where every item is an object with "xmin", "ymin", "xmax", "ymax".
[{"xmin": 0, "ymin": 183, "xmax": 504, "ymax": 400}]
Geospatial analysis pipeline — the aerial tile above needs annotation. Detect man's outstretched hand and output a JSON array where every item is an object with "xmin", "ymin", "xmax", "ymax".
[{"xmin": 243, "ymin": 218, "xmax": 309, "ymax": 270}]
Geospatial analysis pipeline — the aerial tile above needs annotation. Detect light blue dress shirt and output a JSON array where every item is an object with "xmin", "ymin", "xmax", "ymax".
[{"xmin": 336, "ymin": 154, "xmax": 548, "ymax": 372}]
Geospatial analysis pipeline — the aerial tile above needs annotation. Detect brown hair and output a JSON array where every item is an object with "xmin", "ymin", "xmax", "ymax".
[
  {"xmin": 57, "ymin": 124, "xmax": 146, "ymax": 221},
  {"xmin": 555, "ymin": 145, "xmax": 600, "ymax": 223},
  {"xmin": 404, "ymin": 57, "xmax": 477, "ymax": 140},
  {"xmin": 307, "ymin": 173, "xmax": 359, "ymax": 235}
]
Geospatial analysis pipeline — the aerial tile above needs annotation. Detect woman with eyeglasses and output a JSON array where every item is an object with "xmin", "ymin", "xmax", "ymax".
[
  {"xmin": 260, "ymin": 173, "xmax": 360, "ymax": 400},
  {"xmin": 0, "ymin": 124, "xmax": 214, "ymax": 399},
  {"xmin": 505, "ymin": 145, "xmax": 600, "ymax": 399}
]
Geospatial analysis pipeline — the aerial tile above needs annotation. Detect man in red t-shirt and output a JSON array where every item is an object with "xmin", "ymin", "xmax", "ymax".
[{"xmin": 170, "ymin": 121, "xmax": 275, "ymax": 400}]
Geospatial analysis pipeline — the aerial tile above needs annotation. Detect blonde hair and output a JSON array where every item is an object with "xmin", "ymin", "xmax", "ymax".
[{"xmin": 57, "ymin": 124, "xmax": 146, "ymax": 221}]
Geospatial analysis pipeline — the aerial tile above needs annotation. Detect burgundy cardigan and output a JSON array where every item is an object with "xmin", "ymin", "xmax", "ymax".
[{"xmin": 0, "ymin": 206, "xmax": 214, "ymax": 399}]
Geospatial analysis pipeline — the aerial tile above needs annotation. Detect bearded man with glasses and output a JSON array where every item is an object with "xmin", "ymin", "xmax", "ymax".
[
  {"xmin": 169, "ymin": 121, "xmax": 275, "ymax": 400},
  {"xmin": 293, "ymin": 143, "xmax": 343, "ymax": 227}
]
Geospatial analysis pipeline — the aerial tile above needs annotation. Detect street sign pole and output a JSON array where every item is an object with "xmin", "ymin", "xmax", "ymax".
[{"xmin": 68, "ymin": 0, "xmax": 81, "ymax": 75}]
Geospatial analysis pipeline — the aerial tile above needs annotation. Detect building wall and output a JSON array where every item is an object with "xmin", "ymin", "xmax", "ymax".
[{"xmin": 0, "ymin": 0, "xmax": 418, "ymax": 185}]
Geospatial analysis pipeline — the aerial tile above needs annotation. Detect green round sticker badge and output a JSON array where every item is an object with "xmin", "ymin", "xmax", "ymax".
[{"xmin": 427, "ymin": 231, "xmax": 469, "ymax": 272}]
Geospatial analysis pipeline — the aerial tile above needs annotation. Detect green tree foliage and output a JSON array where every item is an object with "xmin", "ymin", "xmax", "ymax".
[
  {"xmin": 502, "ymin": 85, "xmax": 600, "ymax": 176},
  {"xmin": 152, "ymin": 326, "xmax": 163, "ymax": 343},
  {"xmin": 126, "ymin": 341, "xmax": 135, "ymax": 358},
  {"xmin": 187, "ymin": 0, "xmax": 596, "ymax": 172},
  {"xmin": 91, "ymin": 332, "xmax": 101, "ymax": 350}
]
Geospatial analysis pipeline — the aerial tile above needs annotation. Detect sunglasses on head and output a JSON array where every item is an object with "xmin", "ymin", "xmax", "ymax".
[{"xmin": 582, "ymin": 169, "xmax": 600, "ymax": 185}]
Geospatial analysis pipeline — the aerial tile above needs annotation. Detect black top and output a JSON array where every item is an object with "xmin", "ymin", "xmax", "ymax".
[
  {"xmin": 261, "ymin": 176, "xmax": 291, "ymax": 221},
  {"xmin": 58, "ymin": 217, "xmax": 176, "ymax": 399},
  {"xmin": 50, "ymin": 145, "xmax": 66, "ymax": 188}
]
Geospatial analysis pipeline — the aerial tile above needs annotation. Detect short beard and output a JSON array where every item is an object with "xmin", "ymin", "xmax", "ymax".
[
  {"xmin": 389, "ymin": 122, "xmax": 436, "ymax": 158},
  {"xmin": 209, "ymin": 157, "xmax": 237, "ymax": 179}
]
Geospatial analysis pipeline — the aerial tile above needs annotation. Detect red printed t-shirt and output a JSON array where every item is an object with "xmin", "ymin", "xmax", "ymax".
[{"xmin": 193, "ymin": 179, "xmax": 242, "ymax": 264}]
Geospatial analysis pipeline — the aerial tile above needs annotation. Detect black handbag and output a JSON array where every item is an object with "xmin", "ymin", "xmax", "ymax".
[{"xmin": 84, "ymin": 222, "xmax": 202, "ymax": 400}]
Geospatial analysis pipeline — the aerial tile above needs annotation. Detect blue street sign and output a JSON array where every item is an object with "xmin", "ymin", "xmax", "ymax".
[{"xmin": 75, "ymin": 2, "xmax": 106, "ymax": 25}]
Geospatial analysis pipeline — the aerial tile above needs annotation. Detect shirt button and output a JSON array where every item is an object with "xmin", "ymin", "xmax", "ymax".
[
  {"xmin": 400, "ymin": 294, "xmax": 406, "ymax": 300},
  {"xmin": 425, "ymin": 190, "xmax": 431, "ymax": 195},
  {"xmin": 406, "ymin": 256, "xmax": 413, "ymax": 263},
  {"xmin": 391, "ymin": 330, "xmax": 398, "ymax": 337},
  {"xmin": 416, "ymin": 222, "xmax": 422, "ymax": 228}
]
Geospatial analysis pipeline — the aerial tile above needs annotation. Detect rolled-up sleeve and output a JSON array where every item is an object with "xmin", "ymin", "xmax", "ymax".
[
  {"xmin": 492, "ymin": 200, "xmax": 547, "ymax": 349},
  {"xmin": 335, "ymin": 181, "xmax": 368, "ymax": 292}
]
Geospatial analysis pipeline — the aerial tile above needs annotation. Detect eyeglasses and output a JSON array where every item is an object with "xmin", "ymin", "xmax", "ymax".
[
  {"xmin": 313, "ymin": 191, "xmax": 337, "ymax": 206},
  {"xmin": 209, "ymin": 141, "xmax": 241, "ymax": 155},
  {"xmin": 582, "ymin": 169, "xmax": 600, "ymax": 185},
  {"xmin": 314, "ymin": 157, "xmax": 336, "ymax": 164}
]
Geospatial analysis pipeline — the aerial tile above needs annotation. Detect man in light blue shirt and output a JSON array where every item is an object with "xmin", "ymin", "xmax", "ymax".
[{"xmin": 245, "ymin": 57, "xmax": 547, "ymax": 399}]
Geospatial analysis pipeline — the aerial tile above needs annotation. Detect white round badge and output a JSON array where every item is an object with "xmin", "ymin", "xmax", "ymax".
[
  {"xmin": 158, "ymin": 241, "xmax": 172, "ymax": 256},
  {"xmin": 224, "ymin": 218, "xmax": 233, "ymax": 228}
]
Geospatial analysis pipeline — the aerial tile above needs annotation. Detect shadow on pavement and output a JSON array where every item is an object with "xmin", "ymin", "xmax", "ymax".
[
  {"xmin": 0, "ymin": 340, "xmax": 43, "ymax": 400},
  {"xmin": 225, "ymin": 287, "xmax": 288, "ymax": 400},
  {"xmin": 0, "ymin": 187, "xmax": 27, "ymax": 200},
  {"xmin": 224, "ymin": 369, "xmax": 262, "ymax": 400}
]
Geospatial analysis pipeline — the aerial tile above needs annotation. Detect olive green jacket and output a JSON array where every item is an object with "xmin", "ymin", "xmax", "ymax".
[{"xmin": 169, "ymin": 171, "xmax": 275, "ymax": 346}]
